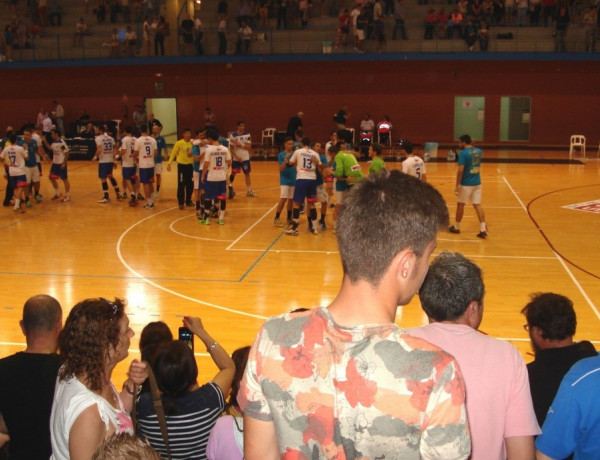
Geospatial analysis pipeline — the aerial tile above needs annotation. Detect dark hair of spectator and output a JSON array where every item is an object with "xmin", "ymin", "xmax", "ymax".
[{"xmin": 521, "ymin": 293, "xmax": 577, "ymax": 341}]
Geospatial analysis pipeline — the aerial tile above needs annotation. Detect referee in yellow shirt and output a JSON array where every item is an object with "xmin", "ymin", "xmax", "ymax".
[{"xmin": 167, "ymin": 128, "xmax": 194, "ymax": 210}]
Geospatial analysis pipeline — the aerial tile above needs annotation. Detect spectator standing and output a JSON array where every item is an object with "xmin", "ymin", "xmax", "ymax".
[
  {"xmin": 410, "ymin": 251, "xmax": 540, "ymax": 459},
  {"xmin": 582, "ymin": 6, "xmax": 597, "ymax": 52},
  {"xmin": 73, "ymin": 17, "xmax": 88, "ymax": 47},
  {"xmin": 48, "ymin": 0, "xmax": 63, "ymax": 26},
  {"xmin": 239, "ymin": 170, "xmax": 470, "ymax": 459},
  {"xmin": 554, "ymin": 6, "xmax": 569, "ymax": 51},
  {"xmin": 124, "ymin": 25, "xmax": 137, "ymax": 56},
  {"xmin": 155, "ymin": 15, "xmax": 168, "ymax": 55},
  {"xmin": 180, "ymin": 13, "xmax": 194, "ymax": 55},
  {"xmin": 218, "ymin": 16, "xmax": 228, "ymax": 54},
  {"xmin": 521, "ymin": 292, "xmax": 597, "ymax": 427},
  {"xmin": 194, "ymin": 14, "xmax": 204, "ymax": 54},
  {"xmin": 0, "ymin": 295, "xmax": 63, "ymax": 460},
  {"xmin": 424, "ymin": 8, "xmax": 435, "ymax": 38},
  {"xmin": 541, "ymin": 0, "xmax": 554, "ymax": 26},
  {"xmin": 54, "ymin": 100, "xmax": 65, "ymax": 137},
  {"xmin": 478, "ymin": 20, "xmax": 490, "ymax": 50},
  {"xmin": 276, "ymin": 0, "xmax": 288, "ymax": 29},
  {"xmin": 286, "ymin": 111, "xmax": 303, "ymax": 137},
  {"xmin": 392, "ymin": 0, "xmax": 408, "ymax": 39}
]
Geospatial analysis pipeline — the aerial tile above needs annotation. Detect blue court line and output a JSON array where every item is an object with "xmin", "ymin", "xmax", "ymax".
[{"xmin": 238, "ymin": 232, "xmax": 285, "ymax": 282}]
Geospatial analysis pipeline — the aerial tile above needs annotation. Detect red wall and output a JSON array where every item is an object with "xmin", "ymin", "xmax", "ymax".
[{"xmin": 1, "ymin": 59, "xmax": 599, "ymax": 145}]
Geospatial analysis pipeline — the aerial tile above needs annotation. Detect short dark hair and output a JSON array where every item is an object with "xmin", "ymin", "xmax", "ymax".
[
  {"xmin": 283, "ymin": 136, "xmax": 293, "ymax": 143},
  {"xmin": 153, "ymin": 341, "xmax": 198, "ymax": 414},
  {"xmin": 521, "ymin": 293, "xmax": 576, "ymax": 340},
  {"xmin": 139, "ymin": 124, "xmax": 148, "ymax": 133},
  {"xmin": 124, "ymin": 126, "xmax": 133, "ymax": 134},
  {"xmin": 206, "ymin": 128, "xmax": 219, "ymax": 141},
  {"xmin": 419, "ymin": 252, "xmax": 484, "ymax": 322},
  {"xmin": 22, "ymin": 294, "xmax": 62, "ymax": 335},
  {"xmin": 459, "ymin": 134, "xmax": 472, "ymax": 144},
  {"xmin": 336, "ymin": 170, "xmax": 448, "ymax": 285},
  {"xmin": 301, "ymin": 137, "xmax": 311, "ymax": 147}
]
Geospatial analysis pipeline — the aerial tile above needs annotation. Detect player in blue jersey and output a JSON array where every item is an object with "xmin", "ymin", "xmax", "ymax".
[
  {"xmin": 19, "ymin": 128, "xmax": 46, "ymax": 206},
  {"xmin": 152, "ymin": 124, "xmax": 168, "ymax": 200},
  {"xmin": 274, "ymin": 137, "xmax": 296, "ymax": 228},
  {"xmin": 448, "ymin": 134, "xmax": 487, "ymax": 238}
]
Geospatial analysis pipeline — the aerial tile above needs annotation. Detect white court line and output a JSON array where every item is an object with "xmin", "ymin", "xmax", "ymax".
[
  {"xmin": 229, "ymin": 248, "xmax": 339, "ymax": 255},
  {"xmin": 116, "ymin": 207, "xmax": 268, "ymax": 320},
  {"xmin": 226, "ymin": 204, "xmax": 277, "ymax": 250},
  {"xmin": 502, "ymin": 176, "xmax": 600, "ymax": 321},
  {"xmin": 169, "ymin": 215, "xmax": 233, "ymax": 243}
]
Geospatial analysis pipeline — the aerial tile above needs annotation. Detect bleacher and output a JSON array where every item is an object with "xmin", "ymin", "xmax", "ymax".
[{"xmin": 2, "ymin": 0, "xmax": 594, "ymax": 61}]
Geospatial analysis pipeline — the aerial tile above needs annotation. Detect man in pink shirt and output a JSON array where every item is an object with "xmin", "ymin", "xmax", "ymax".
[{"xmin": 410, "ymin": 251, "xmax": 540, "ymax": 460}]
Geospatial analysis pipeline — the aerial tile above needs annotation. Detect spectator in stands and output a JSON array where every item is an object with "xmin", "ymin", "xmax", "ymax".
[
  {"xmin": 39, "ymin": 0, "xmax": 49, "ymax": 25},
  {"xmin": 259, "ymin": 0, "xmax": 270, "ymax": 29},
  {"xmin": 469, "ymin": 0, "xmax": 483, "ymax": 20},
  {"xmin": 48, "ymin": 0, "xmax": 63, "ymax": 26},
  {"xmin": 355, "ymin": 7, "xmax": 367, "ymax": 51},
  {"xmin": 137, "ymin": 317, "xmax": 235, "ymax": 459},
  {"xmin": 124, "ymin": 25, "xmax": 137, "ymax": 56},
  {"xmin": 374, "ymin": 16, "xmax": 386, "ymax": 51},
  {"xmin": 194, "ymin": 14, "xmax": 204, "ymax": 55},
  {"xmin": 287, "ymin": 111, "xmax": 303, "ymax": 137},
  {"xmin": 410, "ymin": 251, "xmax": 540, "ymax": 459},
  {"xmin": 436, "ymin": 7, "xmax": 448, "ymax": 38},
  {"xmin": 180, "ymin": 13, "xmax": 194, "ymax": 55},
  {"xmin": 478, "ymin": 19, "xmax": 490, "ymax": 50},
  {"xmin": 97, "ymin": 0, "xmax": 107, "ymax": 23},
  {"xmin": 110, "ymin": 28, "xmax": 120, "ymax": 57},
  {"xmin": 541, "ymin": 0, "xmax": 555, "ymax": 26},
  {"xmin": 218, "ymin": 15, "xmax": 227, "ymax": 54},
  {"xmin": 248, "ymin": 0, "xmax": 258, "ymax": 28},
  {"xmin": 299, "ymin": 0, "xmax": 309, "ymax": 28},
  {"xmin": 521, "ymin": 292, "xmax": 597, "ymax": 427},
  {"xmin": 464, "ymin": 18, "xmax": 477, "ymax": 50},
  {"xmin": 582, "ymin": 6, "xmax": 597, "ymax": 52},
  {"xmin": 516, "ymin": 0, "xmax": 528, "ymax": 25},
  {"xmin": 237, "ymin": 20, "xmax": 252, "ymax": 54},
  {"xmin": 155, "ymin": 16, "xmax": 169, "ymax": 56},
  {"xmin": 448, "ymin": 8, "xmax": 463, "ymax": 37},
  {"xmin": 3, "ymin": 25, "xmax": 14, "ymax": 62},
  {"xmin": 392, "ymin": 0, "xmax": 408, "ymax": 39},
  {"xmin": 554, "ymin": 6, "xmax": 569, "ymax": 51},
  {"xmin": 276, "ymin": 0, "xmax": 288, "ymax": 29},
  {"xmin": 142, "ymin": 16, "xmax": 152, "ymax": 56},
  {"xmin": 122, "ymin": 0, "xmax": 132, "ymax": 22},
  {"xmin": 206, "ymin": 346, "xmax": 251, "ymax": 460},
  {"xmin": 73, "ymin": 17, "xmax": 88, "ymax": 47},
  {"xmin": 424, "ymin": 8, "xmax": 435, "ymax": 38},
  {"xmin": 0, "ymin": 294, "xmax": 62, "ymax": 460},
  {"xmin": 491, "ymin": 0, "xmax": 504, "ymax": 24},
  {"xmin": 237, "ymin": 0, "xmax": 250, "ymax": 26}
]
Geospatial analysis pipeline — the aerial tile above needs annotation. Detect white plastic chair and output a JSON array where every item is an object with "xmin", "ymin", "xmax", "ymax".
[
  {"xmin": 569, "ymin": 135, "xmax": 586, "ymax": 159},
  {"xmin": 377, "ymin": 129, "xmax": 392, "ymax": 146},
  {"xmin": 261, "ymin": 127, "xmax": 276, "ymax": 146}
]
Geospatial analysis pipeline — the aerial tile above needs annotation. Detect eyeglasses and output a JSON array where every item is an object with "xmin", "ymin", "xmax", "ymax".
[
  {"xmin": 522, "ymin": 324, "xmax": 529, "ymax": 332},
  {"xmin": 101, "ymin": 297, "xmax": 118, "ymax": 316}
]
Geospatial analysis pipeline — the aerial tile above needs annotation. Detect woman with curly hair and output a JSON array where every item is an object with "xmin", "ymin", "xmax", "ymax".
[{"xmin": 50, "ymin": 297, "xmax": 147, "ymax": 460}]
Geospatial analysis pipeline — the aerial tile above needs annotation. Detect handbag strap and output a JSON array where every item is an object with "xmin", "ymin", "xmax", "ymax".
[{"xmin": 131, "ymin": 364, "xmax": 171, "ymax": 460}]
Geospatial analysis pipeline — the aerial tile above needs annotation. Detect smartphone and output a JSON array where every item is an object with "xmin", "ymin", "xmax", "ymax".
[{"xmin": 178, "ymin": 327, "xmax": 194, "ymax": 352}]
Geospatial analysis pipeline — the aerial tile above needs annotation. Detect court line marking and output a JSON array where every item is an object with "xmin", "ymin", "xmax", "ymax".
[
  {"xmin": 502, "ymin": 176, "xmax": 600, "ymax": 321},
  {"xmin": 116, "ymin": 207, "xmax": 268, "ymax": 320},
  {"xmin": 169, "ymin": 215, "xmax": 233, "ymax": 243},
  {"xmin": 226, "ymin": 204, "xmax": 277, "ymax": 250}
]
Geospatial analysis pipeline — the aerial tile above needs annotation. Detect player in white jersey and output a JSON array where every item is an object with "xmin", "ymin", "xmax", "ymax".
[
  {"xmin": 286, "ymin": 137, "xmax": 323, "ymax": 236},
  {"xmin": 200, "ymin": 129, "xmax": 232, "ymax": 225},
  {"xmin": 0, "ymin": 133, "xmax": 29, "ymax": 213},
  {"xmin": 134, "ymin": 124, "xmax": 158, "ymax": 209},
  {"xmin": 118, "ymin": 126, "xmax": 139, "ymax": 206},
  {"xmin": 48, "ymin": 129, "xmax": 71, "ymax": 202},
  {"xmin": 228, "ymin": 120, "xmax": 257, "ymax": 198},
  {"xmin": 93, "ymin": 125, "xmax": 122, "ymax": 203},
  {"xmin": 401, "ymin": 142, "xmax": 427, "ymax": 182}
]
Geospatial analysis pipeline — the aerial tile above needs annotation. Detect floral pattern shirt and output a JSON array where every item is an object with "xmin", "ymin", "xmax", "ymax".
[{"xmin": 239, "ymin": 307, "xmax": 471, "ymax": 459}]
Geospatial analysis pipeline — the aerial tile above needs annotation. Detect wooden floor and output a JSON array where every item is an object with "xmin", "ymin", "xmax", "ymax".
[{"xmin": 1, "ymin": 151, "xmax": 599, "ymax": 386}]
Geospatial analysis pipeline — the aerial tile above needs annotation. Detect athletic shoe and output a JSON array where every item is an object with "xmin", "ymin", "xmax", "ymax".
[
  {"xmin": 308, "ymin": 227, "xmax": 318, "ymax": 235},
  {"xmin": 476, "ymin": 231, "xmax": 488, "ymax": 239},
  {"xmin": 319, "ymin": 221, "xmax": 326, "ymax": 231},
  {"xmin": 62, "ymin": 196, "xmax": 71, "ymax": 202},
  {"xmin": 35, "ymin": 194, "xmax": 44, "ymax": 202},
  {"xmin": 137, "ymin": 193, "xmax": 145, "ymax": 201},
  {"xmin": 98, "ymin": 197, "xmax": 110, "ymax": 203},
  {"xmin": 329, "ymin": 203, "xmax": 335, "ymax": 208},
  {"xmin": 155, "ymin": 191, "xmax": 160, "ymax": 199},
  {"xmin": 26, "ymin": 200, "xmax": 32, "ymax": 208},
  {"xmin": 129, "ymin": 200, "xmax": 138, "ymax": 207},
  {"xmin": 285, "ymin": 221, "xmax": 293, "ymax": 230},
  {"xmin": 286, "ymin": 228, "xmax": 299, "ymax": 236},
  {"xmin": 185, "ymin": 201, "xmax": 194, "ymax": 207},
  {"xmin": 247, "ymin": 191, "xmax": 257, "ymax": 197},
  {"xmin": 13, "ymin": 207, "xmax": 24, "ymax": 213},
  {"xmin": 179, "ymin": 205, "xmax": 185, "ymax": 210},
  {"xmin": 120, "ymin": 192, "xmax": 128, "ymax": 199},
  {"xmin": 228, "ymin": 188, "xmax": 235, "ymax": 199},
  {"xmin": 51, "ymin": 194, "xmax": 61, "ymax": 200},
  {"xmin": 448, "ymin": 226, "xmax": 460, "ymax": 234},
  {"xmin": 211, "ymin": 210, "xmax": 219, "ymax": 218},
  {"xmin": 116, "ymin": 193, "xmax": 125, "ymax": 201},
  {"xmin": 144, "ymin": 203, "xmax": 154, "ymax": 210},
  {"xmin": 218, "ymin": 219, "xmax": 224, "ymax": 225},
  {"xmin": 199, "ymin": 218, "xmax": 210, "ymax": 225},
  {"xmin": 274, "ymin": 218, "xmax": 284, "ymax": 227}
]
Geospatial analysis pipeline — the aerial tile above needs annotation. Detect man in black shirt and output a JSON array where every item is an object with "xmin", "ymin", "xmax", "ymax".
[
  {"xmin": 521, "ymin": 292, "xmax": 597, "ymax": 426},
  {"xmin": 0, "ymin": 294, "xmax": 63, "ymax": 460}
]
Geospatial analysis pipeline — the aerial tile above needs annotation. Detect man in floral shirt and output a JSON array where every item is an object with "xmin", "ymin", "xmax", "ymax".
[{"xmin": 240, "ymin": 170, "xmax": 471, "ymax": 459}]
